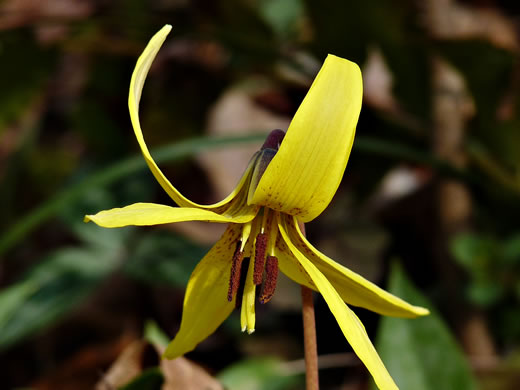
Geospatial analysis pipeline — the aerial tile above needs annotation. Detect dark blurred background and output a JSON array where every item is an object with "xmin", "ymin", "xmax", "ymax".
[{"xmin": 1, "ymin": 0, "xmax": 520, "ymax": 389}]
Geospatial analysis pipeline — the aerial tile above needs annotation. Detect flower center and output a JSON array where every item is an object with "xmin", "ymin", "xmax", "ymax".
[
  {"xmin": 227, "ymin": 208, "xmax": 279, "ymax": 306},
  {"xmin": 226, "ymin": 130, "xmax": 286, "ymax": 333},
  {"xmin": 226, "ymin": 208, "xmax": 280, "ymax": 334}
]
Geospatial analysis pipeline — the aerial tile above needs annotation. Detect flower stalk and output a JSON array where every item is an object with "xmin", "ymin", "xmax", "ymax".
[
  {"xmin": 299, "ymin": 222, "xmax": 319, "ymax": 389},
  {"xmin": 302, "ymin": 285, "xmax": 319, "ymax": 390}
]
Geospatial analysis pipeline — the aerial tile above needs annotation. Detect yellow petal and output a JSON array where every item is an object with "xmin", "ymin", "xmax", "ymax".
[
  {"xmin": 84, "ymin": 202, "xmax": 257, "ymax": 228},
  {"xmin": 129, "ymin": 25, "xmax": 254, "ymax": 211},
  {"xmin": 277, "ymin": 216, "xmax": 398, "ymax": 390},
  {"xmin": 250, "ymin": 54, "xmax": 362, "ymax": 222},
  {"xmin": 282, "ymin": 215, "xmax": 428, "ymax": 318},
  {"xmin": 163, "ymin": 225, "xmax": 239, "ymax": 359},
  {"xmin": 275, "ymin": 235, "xmax": 316, "ymax": 290}
]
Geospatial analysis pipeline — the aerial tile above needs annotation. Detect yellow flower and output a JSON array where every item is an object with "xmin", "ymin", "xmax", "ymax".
[{"xmin": 85, "ymin": 25, "xmax": 429, "ymax": 390}]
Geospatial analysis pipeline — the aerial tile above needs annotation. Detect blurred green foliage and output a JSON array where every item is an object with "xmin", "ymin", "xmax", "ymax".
[
  {"xmin": 452, "ymin": 233, "xmax": 520, "ymax": 307},
  {"xmin": 0, "ymin": 30, "xmax": 55, "ymax": 131},
  {"xmin": 452, "ymin": 232, "xmax": 520, "ymax": 344},
  {"xmin": 218, "ymin": 357, "xmax": 303, "ymax": 390},
  {"xmin": 0, "ymin": 245, "xmax": 122, "ymax": 351},
  {"xmin": 119, "ymin": 368, "xmax": 164, "ymax": 390}
]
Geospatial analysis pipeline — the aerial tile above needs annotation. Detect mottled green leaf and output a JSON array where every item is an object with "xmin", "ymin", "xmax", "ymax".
[
  {"xmin": 373, "ymin": 263, "xmax": 477, "ymax": 390},
  {"xmin": 218, "ymin": 357, "xmax": 302, "ymax": 390}
]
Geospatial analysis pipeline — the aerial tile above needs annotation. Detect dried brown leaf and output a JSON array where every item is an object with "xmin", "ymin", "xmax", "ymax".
[
  {"xmin": 160, "ymin": 355, "xmax": 224, "ymax": 390},
  {"xmin": 95, "ymin": 340, "xmax": 148, "ymax": 390}
]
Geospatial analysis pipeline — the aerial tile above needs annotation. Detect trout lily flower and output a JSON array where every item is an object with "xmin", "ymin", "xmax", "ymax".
[{"xmin": 85, "ymin": 25, "xmax": 428, "ymax": 390}]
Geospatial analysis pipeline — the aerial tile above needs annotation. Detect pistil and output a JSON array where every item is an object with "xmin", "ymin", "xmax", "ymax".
[
  {"xmin": 241, "ymin": 257, "xmax": 257, "ymax": 333},
  {"xmin": 234, "ymin": 258, "xmax": 250, "ymax": 309}
]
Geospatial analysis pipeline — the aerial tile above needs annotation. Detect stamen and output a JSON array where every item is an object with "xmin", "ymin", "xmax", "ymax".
[
  {"xmin": 259, "ymin": 256, "xmax": 279, "ymax": 304},
  {"xmin": 228, "ymin": 241, "xmax": 244, "ymax": 302},
  {"xmin": 253, "ymin": 232, "xmax": 268, "ymax": 285},
  {"xmin": 234, "ymin": 258, "xmax": 250, "ymax": 309},
  {"xmin": 261, "ymin": 129, "xmax": 285, "ymax": 150}
]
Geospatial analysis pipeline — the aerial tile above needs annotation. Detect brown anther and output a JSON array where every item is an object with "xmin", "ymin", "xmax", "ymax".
[
  {"xmin": 227, "ymin": 241, "xmax": 244, "ymax": 302},
  {"xmin": 259, "ymin": 256, "xmax": 278, "ymax": 304},
  {"xmin": 235, "ymin": 258, "xmax": 250, "ymax": 309},
  {"xmin": 253, "ymin": 232, "xmax": 268, "ymax": 285}
]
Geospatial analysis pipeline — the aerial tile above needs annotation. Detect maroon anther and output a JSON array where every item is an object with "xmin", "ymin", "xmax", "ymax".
[
  {"xmin": 259, "ymin": 256, "xmax": 279, "ymax": 304},
  {"xmin": 253, "ymin": 232, "xmax": 268, "ymax": 285},
  {"xmin": 227, "ymin": 241, "xmax": 244, "ymax": 302},
  {"xmin": 261, "ymin": 129, "xmax": 285, "ymax": 150}
]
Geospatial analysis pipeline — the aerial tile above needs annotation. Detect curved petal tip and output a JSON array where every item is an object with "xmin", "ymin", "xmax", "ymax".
[{"xmin": 414, "ymin": 306, "xmax": 430, "ymax": 316}]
